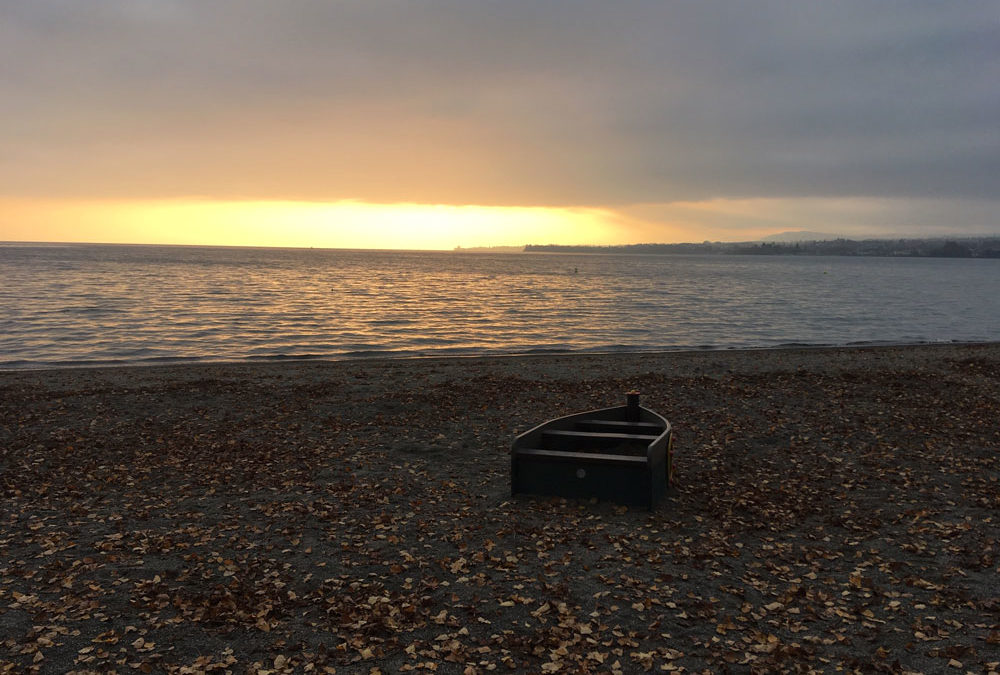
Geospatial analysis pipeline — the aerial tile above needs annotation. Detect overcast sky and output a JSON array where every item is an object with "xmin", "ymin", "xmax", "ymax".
[{"xmin": 2, "ymin": 1, "xmax": 998, "ymax": 242}]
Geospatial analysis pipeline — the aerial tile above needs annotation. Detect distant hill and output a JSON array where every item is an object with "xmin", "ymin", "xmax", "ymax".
[
  {"xmin": 760, "ymin": 230, "xmax": 842, "ymax": 242},
  {"xmin": 524, "ymin": 236, "xmax": 1000, "ymax": 258}
]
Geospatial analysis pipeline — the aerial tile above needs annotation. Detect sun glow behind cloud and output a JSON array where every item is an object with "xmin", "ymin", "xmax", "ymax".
[
  {"xmin": 3, "ymin": 5, "xmax": 998, "ymax": 244},
  {"xmin": 3, "ymin": 199, "xmax": 626, "ymax": 250}
]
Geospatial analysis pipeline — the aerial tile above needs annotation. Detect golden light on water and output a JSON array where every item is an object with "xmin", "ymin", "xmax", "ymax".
[{"xmin": 4, "ymin": 198, "xmax": 625, "ymax": 250}]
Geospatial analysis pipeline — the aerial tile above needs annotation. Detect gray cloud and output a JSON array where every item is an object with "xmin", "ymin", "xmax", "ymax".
[{"xmin": 2, "ymin": 1, "xmax": 998, "ymax": 214}]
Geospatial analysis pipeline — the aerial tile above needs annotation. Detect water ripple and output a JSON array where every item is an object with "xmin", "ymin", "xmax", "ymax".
[{"xmin": 2, "ymin": 244, "xmax": 999, "ymax": 368}]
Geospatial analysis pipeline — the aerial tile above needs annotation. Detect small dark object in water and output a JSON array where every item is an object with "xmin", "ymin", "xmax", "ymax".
[{"xmin": 511, "ymin": 392, "xmax": 674, "ymax": 508}]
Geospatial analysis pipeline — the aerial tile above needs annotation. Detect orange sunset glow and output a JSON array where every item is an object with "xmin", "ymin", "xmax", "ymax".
[{"xmin": 2, "ymin": 199, "xmax": 629, "ymax": 250}]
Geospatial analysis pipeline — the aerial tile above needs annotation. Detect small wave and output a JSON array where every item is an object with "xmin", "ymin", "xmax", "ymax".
[
  {"xmin": 0, "ymin": 355, "xmax": 205, "ymax": 370},
  {"xmin": 517, "ymin": 346, "xmax": 577, "ymax": 355},
  {"xmin": 333, "ymin": 347, "xmax": 402, "ymax": 358},
  {"xmin": 63, "ymin": 306, "xmax": 129, "ymax": 316},
  {"xmin": 367, "ymin": 319, "xmax": 417, "ymax": 326},
  {"xmin": 247, "ymin": 353, "xmax": 327, "ymax": 361}
]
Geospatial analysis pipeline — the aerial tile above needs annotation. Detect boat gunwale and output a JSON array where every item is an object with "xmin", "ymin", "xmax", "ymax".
[{"xmin": 511, "ymin": 404, "xmax": 671, "ymax": 462}]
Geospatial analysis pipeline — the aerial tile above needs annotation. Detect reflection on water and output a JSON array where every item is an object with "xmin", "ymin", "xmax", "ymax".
[{"xmin": 2, "ymin": 243, "xmax": 999, "ymax": 368}]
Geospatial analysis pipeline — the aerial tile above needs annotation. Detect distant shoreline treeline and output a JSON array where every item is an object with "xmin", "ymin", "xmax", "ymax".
[{"xmin": 521, "ymin": 237, "xmax": 1000, "ymax": 259}]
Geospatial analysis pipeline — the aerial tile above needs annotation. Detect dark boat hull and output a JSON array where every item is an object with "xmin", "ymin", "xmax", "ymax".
[{"xmin": 510, "ymin": 402, "xmax": 673, "ymax": 508}]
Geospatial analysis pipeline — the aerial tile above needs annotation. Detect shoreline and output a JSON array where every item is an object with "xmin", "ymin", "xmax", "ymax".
[
  {"xmin": 4, "ymin": 338, "xmax": 999, "ymax": 374},
  {"xmin": 2, "ymin": 343, "xmax": 999, "ymax": 672}
]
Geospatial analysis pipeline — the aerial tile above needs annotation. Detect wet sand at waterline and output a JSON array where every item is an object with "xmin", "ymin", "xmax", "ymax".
[{"xmin": 2, "ymin": 344, "xmax": 998, "ymax": 672}]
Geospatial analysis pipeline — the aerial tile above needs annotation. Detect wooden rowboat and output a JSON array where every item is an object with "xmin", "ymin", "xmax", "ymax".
[{"xmin": 511, "ymin": 392, "xmax": 674, "ymax": 508}]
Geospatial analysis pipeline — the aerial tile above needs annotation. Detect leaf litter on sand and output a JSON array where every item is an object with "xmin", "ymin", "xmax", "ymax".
[{"xmin": 0, "ymin": 344, "xmax": 998, "ymax": 673}]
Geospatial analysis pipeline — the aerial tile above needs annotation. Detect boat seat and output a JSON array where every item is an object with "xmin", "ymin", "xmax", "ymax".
[
  {"xmin": 543, "ymin": 429, "xmax": 659, "ymax": 441},
  {"xmin": 541, "ymin": 429, "xmax": 658, "ymax": 453},
  {"xmin": 574, "ymin": 419, "xmax": 663, "ymax": 435},
  {"xmin": 512, "ymin": 448, "xmax": 648, "ymax": 466}
]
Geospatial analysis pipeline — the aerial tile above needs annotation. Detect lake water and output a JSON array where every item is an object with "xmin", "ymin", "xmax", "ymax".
[{"xmin": 2, "ymin": 243, "xmax": 999, "ymax": 369}]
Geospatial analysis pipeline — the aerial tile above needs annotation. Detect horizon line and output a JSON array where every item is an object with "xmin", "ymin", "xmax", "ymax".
[{"xmin": 5, "ymin": 232, "xmax": 1000, "ymax": 252}]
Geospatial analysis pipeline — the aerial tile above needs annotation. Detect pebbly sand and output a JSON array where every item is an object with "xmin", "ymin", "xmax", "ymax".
[{"xmin": 1, "ymin": 344, "xmax": 999, "ymax": 673}]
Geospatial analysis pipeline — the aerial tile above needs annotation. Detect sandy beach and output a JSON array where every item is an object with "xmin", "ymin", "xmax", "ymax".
[{"xmin": 2, "ymin": 344, "xmax": 998, "ymax": 673}]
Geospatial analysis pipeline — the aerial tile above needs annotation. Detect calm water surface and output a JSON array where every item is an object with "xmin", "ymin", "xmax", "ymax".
[{"xmin": 2, "ymin": 243, "xmax": 999, "ymax": 368}]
